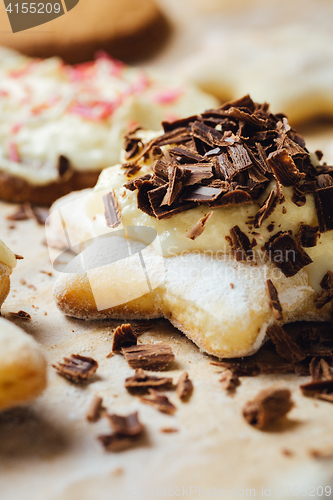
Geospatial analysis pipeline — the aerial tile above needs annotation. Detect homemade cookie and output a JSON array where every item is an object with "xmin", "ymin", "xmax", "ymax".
[
  {"xmin": 0, "ymin": 48, "xmax": 217, "ymax": 205},
  {"xmin": 50, "ymin": 96, "xmax": 333, "ymax": 358},
  {"xmin": 0, "ymin": 317, "xmax": 47, "ymax": 411},
  {"xmin": 0, "ymin": 239, "xmax": 17, "ymax": 307},
  {"xmin": 0, "ymin": 0, "xmax": 169, "ymax": 64},
  {"xmin": 178, "ymin": 20, "xmax": 333, "ymax": 123}
]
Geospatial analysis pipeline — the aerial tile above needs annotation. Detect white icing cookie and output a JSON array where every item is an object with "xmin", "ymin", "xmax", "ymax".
[{"xmin": 0, "ymin": 48, "xmax": 218, "ymax": 188}]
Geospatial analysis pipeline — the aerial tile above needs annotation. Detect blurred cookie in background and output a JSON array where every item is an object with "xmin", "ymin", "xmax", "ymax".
[
  {"xmin": 0, "ymin": 48, "xmax": 218, "ymax": 205},
  {"xmin": 156, "ymin": 0, "xmax": 333, "ymax": 124},
  {"xmin": 0, "ymin": 0, "xmax": 170, "ymax": 64}
]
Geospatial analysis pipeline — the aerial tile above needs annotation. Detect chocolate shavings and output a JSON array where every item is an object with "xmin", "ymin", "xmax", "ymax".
[
  {"xmin": 243, "ymin": 387, "xmax": 294, "ymax": 429},
  {"xmin": 219, "ymin": 369, "xmax": 240, "ymax": 394},
  {"xmin": 315, "ymin": 270, "xmax": 333, "ymax": 309},
  {"xmin": 297, "ymin": 225, "xmax": 319, "ymax": 248},
  {"xmin": 122, "ymin": 343, "xmax": 175, "ymax": 371},
  {"xmin": 112, "ymin": 323, "xmax": 137, "ymax": 353},
  {"xmin": 228, "ymin": 225, "xmax": 253, "ymax": 261},
  {"xmin": 103, "ymin": 190, "xmax": 121, "ymax": 228},
  {"xmin": 186, "ymin": 212, "xmax": 212, "ymax": 240},
  {"xmin": 266, "ymin": 323, "xmax": 306, "ymax": 363},
  {"xmin": 125, "ymin": 368, "xmax": 173, "ymax": 393},
  {"xmin": 176, "ymin": 372, "xmax": 193, "ymax": 401},
  {"xmin": 139, "ymin": 389, "xmax": 177, "ymax": 415},
  {"xmin": 86, "ymin": 395, "xmax": 105, "ymax": 423},
  {"xmin": 266, "ymin": 279, "xmax": 283, "ymax": 321},
  {"xmin": 98, "ymin": 411, "xmax": 144, "ymax": 452},
  {"xmin": 263, "ymin": 231, "xmax": 312, "ymax": 277},
  {"xmin": 52, "ymin": 354, "xmax": 98, "ymax": 383}
]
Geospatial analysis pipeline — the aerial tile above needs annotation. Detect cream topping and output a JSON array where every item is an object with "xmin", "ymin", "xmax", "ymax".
[{"xmin": 0, "ymin": 48, "xmax": 218, "ymax": 186}]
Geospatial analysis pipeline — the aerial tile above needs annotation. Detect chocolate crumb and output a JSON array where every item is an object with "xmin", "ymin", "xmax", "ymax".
[
  {"xmin": 112, "ymin": 324, "xmax": 137, "ymax": 353},
  {"xmin": 122, "ymin": 343, "xmax": 175, "ymax": 371},
  {"xmin": 139, "ymin": 389, "xmax": 177, "ymax": 415},
  {"xmin": 266, "ymin": 280, "xmax": 283, "ymax": 321},
  {"xmin": 176, "ymin": 372, "xmax": 193, "ymax": 401},
  {"xmin": 160, "ymin": 427, "xmax": 179, "ymax": 433},
  {"xmin": 315, "ymin": 270, "xmax": 333, "ymax": 309},
  {"xmin": 309, "ymin": 447, "xmax": 333, "ymax": 459},
  {"xmin": 315, "ymin": 150, "xmax": 324, "ymax": 161},
  {"xmin": 228, "ymin": 225, "xmax": 253, "ymax": 261},
  {"xmin": 98, "ymin": 411, "xmax": 144, "ymax": 452},
  {"xmin": 40, "ymin": 270, "xmax": 53, "ymax": 276},
  {"xmin": 219, "ymin": 369, "xmax": 240, "ymax": 394},
  {"xmin": 103, "ymin": 190, "xmax": 121, "ymax": 228},
  {"xmin": 52, "ymin": 354, "xmax": 98, "ymax": 383},
  {"xmin": 243, "ymin": 387, "xmax": 293, "ymax": 429},
  {"xmin": 186, "ymin": 212, "xmax": 213, "ymax": 240},
  {"xmin": 125, "ymin": 368, "xmax": 173, "ymax": 393},
  {"xmin": 281, "ymin": 449, "xmax": 294, "ymax": 457},
  {"xmin": 263, "ymin": 231, "xmax": 312, "ymax": 277},
  {"xmin": 230, "ymin": 283, "xmax": 234, "ymax": 289},
  {"xmin": 14, "ymin": 254, "xmax": 24, "ymax": 260},
  {"xmin": 8, "ymin": 310, "xmax": 31, "ymax": 320},
  {"xmin": 86, "ymin": 395, "xmax": 104, "ymax": 423},
  {"xmin": 266, "ymin": 323, "xmax": 305, "ymax": 363},
  {"xmin": 297, "ymin": 225, "xmax": 319, "ymax": 248},
  {"xmin": 282, "ymin": 206, "xmax": 287, "ymax": 214}
]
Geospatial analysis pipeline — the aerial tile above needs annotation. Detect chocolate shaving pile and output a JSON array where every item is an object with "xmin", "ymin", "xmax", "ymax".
[
  {"xmin": 139, "ymin": 389, "xmax": 177, "ymax": 415},
  {"xmin": 243, "ymin": 387, "xmax": 294, "ymax": 429},
  {"xmin": 52, "ymin": 354, "xmax": 98, "ymax": 383},
  {"xmin": 123, "ymin": 95, "xmax": 333, "ymax": 278},
  {"xmin": 176, "ymin": 372, "xmax": 193, "ymax": 400},
  {"xmin": 125, "ymin": 368, "xmax": 173, "ymax": 393},
  {"xmin": 122, "ymin": 343, "xmax": 175, "ymax": 371},
  {"xmin": 98, "ymin": 411, "xmax": 144, "ymax": 452},
  {"xmin": 111, "ymin": 323, "xmax": 137, "ymax": 352}
]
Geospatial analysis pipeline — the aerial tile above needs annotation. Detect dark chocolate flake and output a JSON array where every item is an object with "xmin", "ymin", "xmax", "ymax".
[
  {"xmin": 98, "ymin": 411, "xmax": 144, "ymax": 452},
  {"xmin": 219, "ymin": 369, "xmax": 240, "ymax": 394},
  {"xmin": 58, "ymin": 155, "xmax": 70, "ymax": 177},
  {"xmin": 176, "ymin": 372, "xmax": 193, "ymax": 401},
  {"xmin": 228, "ymin": 225, "xmax": 253, "ymax": 261},
  {"xmin": 186, "ymin": 212, "xmax": 212, "ymax": 240},
  {"xmin": 266, "ymin": 280, "xmax": 283, "ymax": 321},
  {"xmin": 52, "ymin": 354, "xmax": 98, "ymax": 383},
  {"xmin": 263, "ymin": 231, "xmax": 312, "ymax": 277},
  {"xmin": 139, "ymin": 389, "xmax": 177, "ymax": 415},
  {"xmin": 315, "ymin": 270, "xmax": 333, "ymax": 309},
  {"xmin": 86, "ymin": 395, "xmax": 105, "ymax": 423},
  {"xmin": 243, "ymin": 387, "xmax": 294, "ymax": 429},
  {"xmin": 122, "ymin": 343, "xmax": 175, "ymax": 371},
  {"xmin": 267, "ymin": 149, "xmax": 305, "ymax": 187},
  {"xmin": 112, "ymin": 323, "xmax": 137, "ymax": 353},
  {"xmin": 125, "ymin": 368, "xmax": 173, "ymax": 393},
  {"xmin": 254, "ymin": 189, "xmax": 279, "ymax": 228},
  {"xmin": 297, "ymin": 225, "xmax": 319, "ymax": 248},
  {"xmin": 103, "ymin": 191, "xmax": 121, "ymax": 228},
  {"xmin": 266, "ymin": 323, "xmax": 306, "ymax": 363}
]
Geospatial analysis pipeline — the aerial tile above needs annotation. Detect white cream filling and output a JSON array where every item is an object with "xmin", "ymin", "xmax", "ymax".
[{"xmin": 0, "ymin": 50, "xmax": 218, "ymax": 186}]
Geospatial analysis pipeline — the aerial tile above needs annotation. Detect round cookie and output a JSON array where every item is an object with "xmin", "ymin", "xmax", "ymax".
[
  {"xmin": 0, "ymin": 317, "xmax": 47, "ymax": 411},
  {"xmin": 0, "ymin": 0, "xmax": 170, "ymax": 64},
  {"xmin": 0, "ymin": 48, "xmax": 218, "ymax": 205}
]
